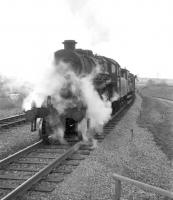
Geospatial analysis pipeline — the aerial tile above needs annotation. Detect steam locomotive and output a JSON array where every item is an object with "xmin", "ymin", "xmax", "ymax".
[{"xmin": 25, "ymin": 40, "xmax": 136, "ymax": 144}]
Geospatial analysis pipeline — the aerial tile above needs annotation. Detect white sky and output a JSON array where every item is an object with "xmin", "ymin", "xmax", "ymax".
[{"xmin": 0, "ymin": 0, "xmax": 172, "ymax": 84}]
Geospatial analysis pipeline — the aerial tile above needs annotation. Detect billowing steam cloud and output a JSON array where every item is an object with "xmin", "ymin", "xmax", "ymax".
[
  {"xmin": 23, "ymin": 61, "xmax": 112, "ymax": 144},
  {"xmin": 80, "ymin": 76, "xmax": 112, "ymax": 128}
]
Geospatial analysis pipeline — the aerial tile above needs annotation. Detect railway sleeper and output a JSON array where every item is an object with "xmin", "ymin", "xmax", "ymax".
[
  {"xmin": 0, "ymin": 174, "xmax": 28, "ymax": 180},
  {"xmin": 42, "ymin": 176, "xmax": 64, "ymax": 183},
  {"xmin": 41, "ymin": 145, "xmax": 71, "ymax": 149},
  {"xmin": 15, "ymin": 159, "xmax": 52, "ymax": 164},
  {"xmin": 7, "ymin": 166, "xmax": 41, "ymax": 172},
  {"xmin": 0, "ymin": 183, "xmax": 55, "ymax": 193},
  {"xmin": 30, "ymin": 183, "xmax": 56, "ymax": 192},
  {"xmin": 79, "ymin": 145, "xmax": 95, "ymax": 151},
  {"xmin": 35, "ymin": 149, "xmax": 66, "ymax": 154},
  {"xmin": 78, "ymin": 150, "xmax": 90, "ymax": 155},
  {"xmin": 62, "ymin": 160, "xmax": 80, "ymax": 166},
  {"xmin": 0, "ymin": 180, "xmax": 23, "ymax": 190},
  {"xmin": 26, "ymin": 154, "xmax": 58, "ymax": 159},
  {"xmin": 66, "ymin": 154, "xmax": 85, "ymax": 160},
  {"xmin": 52, "ymin": 168, "xmax": 73, "ymax": 174}
]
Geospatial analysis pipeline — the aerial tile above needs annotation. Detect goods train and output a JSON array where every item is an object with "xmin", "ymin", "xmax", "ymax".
[{"xmin": 25, "ymin": 40, "xmax": 136, "ymax": 144}]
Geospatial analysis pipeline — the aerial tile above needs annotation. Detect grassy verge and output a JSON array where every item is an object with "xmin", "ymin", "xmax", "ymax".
[
  {"xmin": 141, "ymin": 85, "xmax": 173, "ymax": 100},
  {"xmin": 138, "ymin": 95, "xmax": 173, "ymax": 160}
]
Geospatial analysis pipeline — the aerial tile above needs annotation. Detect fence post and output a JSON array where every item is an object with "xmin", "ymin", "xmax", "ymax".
[
  {"xmin": 114, "ymin": 180, "xmax": 121, "ymax": 200},
  {"xmin": 130, "ymin": 129, "xmax": 134, "ymax": 141}
]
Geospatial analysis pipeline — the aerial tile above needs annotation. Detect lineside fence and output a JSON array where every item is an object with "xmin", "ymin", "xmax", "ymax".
[{"xmin": 113, "ymin": 173, "xmax": 173, "ymax": 200}]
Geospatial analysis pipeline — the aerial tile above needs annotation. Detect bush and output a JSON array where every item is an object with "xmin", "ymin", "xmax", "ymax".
[
  {"xmin": 146, "ymin": 79, "xmax": 155, "ymax": 86},
  {"xmin": 156, "ymin": 81, "xmax": 168, "ymax": 87}
]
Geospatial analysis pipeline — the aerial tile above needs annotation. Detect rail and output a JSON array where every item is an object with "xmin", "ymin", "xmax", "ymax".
[
  {"xmin": 0, "ymin": 113, "xmax": 25, "ymax": 122},
  {"xmin": 0, "ymin": 113, "xmax": 26, "ymax": 129},
  {"xmin": 112, "ymin": 173, "xmax": 173, "ymax": 200},
  {"xmin": 153, "ymin": 96, "xmax": 173, "ymax": 102}
]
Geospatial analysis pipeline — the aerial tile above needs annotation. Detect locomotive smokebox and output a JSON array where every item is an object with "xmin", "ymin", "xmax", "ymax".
[{"xmin": 63, "ymin": 40, "xmax": 77, "ymax": 50}]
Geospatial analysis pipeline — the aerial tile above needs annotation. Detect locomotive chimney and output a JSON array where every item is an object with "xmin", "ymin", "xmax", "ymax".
[{"xmin": 63, "ymin": 40, "xmax": 77, "ymax": 50}]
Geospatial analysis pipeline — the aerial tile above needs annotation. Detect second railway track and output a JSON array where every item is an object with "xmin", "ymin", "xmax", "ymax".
[
  {"xmin": 0, "ymin": 98, "xmax": 134, "ymax": 200},
  {"xmin": 0, "ymin": 114, "xmax": 26, "ymax": 129}
]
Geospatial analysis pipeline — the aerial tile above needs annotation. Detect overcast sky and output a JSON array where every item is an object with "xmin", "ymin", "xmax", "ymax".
[{"xmin": 0, "ymin": 0, "xmax": 172, "ymax": 84}]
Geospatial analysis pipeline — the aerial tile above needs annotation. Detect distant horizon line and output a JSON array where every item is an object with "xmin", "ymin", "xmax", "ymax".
[{"xmin": 138, "ymin": 77, "xmax": 173, "ymax": 80}]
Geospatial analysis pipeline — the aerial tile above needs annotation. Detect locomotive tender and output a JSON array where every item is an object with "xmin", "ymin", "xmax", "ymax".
[{"xmin": 26, "ymin": 40, "xmax": 136, "ymax": 143}]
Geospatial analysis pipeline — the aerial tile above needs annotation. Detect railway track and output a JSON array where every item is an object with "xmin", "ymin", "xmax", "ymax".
[
  {"xmin": 152, "ymin": 96, "xmax": 173, "ymax": 103},
  {"xmin": 0, "ymin": 114, "xmax": 26, "ymax": 129},
  {"xmin": 0, "ymin": 98, "xmax": 134, "ymax": 200}
]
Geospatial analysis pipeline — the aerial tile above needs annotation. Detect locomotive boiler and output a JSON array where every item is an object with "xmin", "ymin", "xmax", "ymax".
[{"xmin": 25, "ymin": 40, "xmax": 136, "ymax": 144}]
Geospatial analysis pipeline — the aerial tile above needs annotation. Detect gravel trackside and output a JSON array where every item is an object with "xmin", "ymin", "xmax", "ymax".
[
  {"xmin": 0, "ymin": 124, "xmax": 39, "ymax": 159},
  {"xmin": 23, "ymin": 95, "xmax": 173, "ymax": 200}
]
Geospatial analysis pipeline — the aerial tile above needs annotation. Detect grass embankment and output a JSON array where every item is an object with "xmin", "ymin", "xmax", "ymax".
[
  {"xmin": 138, "ymin": 95, "xmax": 173, "ymax": 160},
  {"xmin": 142, "ymin": 85, "xmax": 173, "ymax": 100}
]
